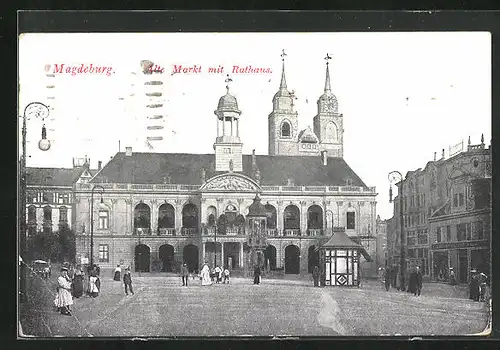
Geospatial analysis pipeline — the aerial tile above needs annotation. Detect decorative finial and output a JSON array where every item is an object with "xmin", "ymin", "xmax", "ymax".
[
  {"xmin": 481, "ymin": 133, "xmax": 484, "ymax": 144},
  {"xmin": 442, "ymin": 149, "xmax": 445, "ymax": 158},
  {"xmin": 468, "ymin": 136, "xmax": 471, "ymax": 145},
  {"xmin": 225, "ymin": 74, "xmax": 233, "ymax": 93},
  {"xmin": 41, "ymin": 124, "xmax": 47, "ymax": 139},
  {"xmin": 279, "ymin": 49, "xmax": 287, "ymax": 90},
  {"xmin": 324, "ymin": 53, "xmax": 332, "ymax": 92}
]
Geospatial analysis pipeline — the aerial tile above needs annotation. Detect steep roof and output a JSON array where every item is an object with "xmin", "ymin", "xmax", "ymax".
[
  {"xmin": 26, "ymin": 166, "xmax": 98, "ymax": 187},
  {"xmin": 91, "ymin": 152, "xmax": 369, "ymax": 188}
]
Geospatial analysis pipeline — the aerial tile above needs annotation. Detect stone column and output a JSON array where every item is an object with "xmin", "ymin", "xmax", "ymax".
[
  {"xmin": 125, "ymin": 198, "xmax": 132, "ymax": 235},
  {"xmin": 150, "ymin": 199, "xmax": 158, "ymax": 235},
  {"xmin": 202, "ymin": 242, "xmax": 206, "ymax": 263},
  {"xmin": 300, "ymin": 201, "xmax": 308, "ymax": 234},
  {"xmin": 277, "ymin": 200, "xmax": 283, "ymax": 234},
  {"xmin": 175, "ymin": 199, "xmax": 183, "ymax": 233}
]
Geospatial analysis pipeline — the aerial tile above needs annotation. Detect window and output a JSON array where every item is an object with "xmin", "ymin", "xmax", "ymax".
[
  {"xmin": 346, "ymin": 212, "xmax": 355, "ymax": 229},
  {"xmin": 43, "ymin": 206, "xmax": 52, "ymax": 221},
  {"xmin": 459, "ymin": 193, "xmax": 465, "ymax": 207},
  {"xmin": 59, "ymin": 206, "xmax": 68, "ymax": 222},
  {"xmin": 436, "ymin": 227, "xmax": 442, "ymax": 243},
  {"xmin": 457, "ymin": 223, "xmax": 466, "ymax": 241},
  {"xmin": 453, "ymin": 194, "xmax": 458, "ymax": 207},
  {"xmin": 42, "ymin": 192, "xmax": 49, "ymax": 203},
  {"xmin": 98, "ymin": 244, "xmax": 109, "ymax": 262},
  {"xmin": 466, "ymin": 223, "xmax": 472, "ymax": 240},
  {"xmin": 446, "ymin": 226, "xmax": 451, "ymax": 241},
  {"xmin": 476, "ymin": 221, "xmax": 484, "ymax": 239},
  {"xmin": 99, "ymin": 210, "xmax": 109, "ymax": 229},
  {"xmin": 416, "ymin": 195, "xmax": 420, "ymax": 207},
  {"xmin": 281, "ymin": 122, "xmax": 291, "ymax": 137}
]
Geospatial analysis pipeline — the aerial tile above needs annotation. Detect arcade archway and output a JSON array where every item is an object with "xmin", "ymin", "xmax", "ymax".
[
  {"xmin": 135, "ymin": 244, "xmax": 150, "ymax": 272},
  {"xmin": 159, "ymin": 244, "xmax": 175, "ymax": 272},
  {"xmin": 285, "ymin": 245, "xmax": 300, "ymax": 274}
]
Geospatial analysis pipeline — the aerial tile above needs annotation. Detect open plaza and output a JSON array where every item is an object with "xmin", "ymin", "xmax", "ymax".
[{"xmin": 20, "ymin": 269, "xmax": 489, "ymax": 338}]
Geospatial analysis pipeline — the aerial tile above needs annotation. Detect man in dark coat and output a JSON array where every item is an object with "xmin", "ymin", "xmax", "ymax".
[
  {"xmin": 413, "ymin": 266, "xmax": 423, "ymax": 296},
  {"xmin": 312, "ymin": 265, "xmax": 320, "ymax": 287},
  {"xmin": 123, "ymin": 267, "xmax": 134, "ymax": 295},
  {"xmin": 383, "ymin": 268, "xmax": 392, "ymax": 291},
  {"xmin": 180, "ymin": 263, "xmax": 189, "ymax": 286},
  {"xmin": 469, "ymin": 269, "xmax": 479, "ymax": 301},
  {"xmin": 253, "ymin": 266, "xmax": 261, "ymax": 285}
]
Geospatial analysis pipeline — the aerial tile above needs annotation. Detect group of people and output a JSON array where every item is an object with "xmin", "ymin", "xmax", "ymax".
[
  {"xmin": 53, "ymin": 264, "xmax": 101, "ymax": 316},
  {"xmin": 382, "ymin": 265, "xmax": 423, "ymax": 296},
  {"xmin": 469, "ymin": 269, "xmax": 488, "ymax": 302},
  {"xmin": 199, "ymin": 262, "xmax": 231, "ymax": 286}
]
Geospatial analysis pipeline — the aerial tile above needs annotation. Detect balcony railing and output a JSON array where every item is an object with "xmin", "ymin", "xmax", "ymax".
[
  {"xmin": 181, "ymin": 227, "xmax": 198, "ymax": 236},
  {"xmin": 283, "ymin": 229, "xmax": 300, "ymax": 237},
  {"xmin": 134, "ymin": 227, "xmax": 151, "ymax": 235},
  {"xmin": 266, "ymin": 228, "xmax": 278, "ymax": 236},
  {"xmin": 307, "ymin": 228, "xmax": 323, "ymax": 237},
  {"xmin": 225, "ymin": 227, "xmax": 241, "ymax": 236},
  {"xmin": 75, "ymin": 183, "xmax": 377, "ymax": 194},
  {"xmin": 158, "ymin": 227, "xmax": 176, "ymax": 236}
]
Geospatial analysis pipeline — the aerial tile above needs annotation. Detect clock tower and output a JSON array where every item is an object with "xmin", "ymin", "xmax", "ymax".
[{"xmin": 314, "ymin": 54, "xmax": 344, "ymax": 158}]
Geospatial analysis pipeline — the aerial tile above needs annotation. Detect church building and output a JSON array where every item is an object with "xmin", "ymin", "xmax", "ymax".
[{"xmin": 74, "ymin": 54, "xmax": 378, "ymax": 276}]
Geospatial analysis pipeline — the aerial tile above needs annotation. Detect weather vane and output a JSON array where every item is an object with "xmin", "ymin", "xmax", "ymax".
[
  {"xmin": 225, "ymin": 74, "xmax": 233, "ymax": 92},
  {"xmin": 325, "ymin": 53, "xmax": 332, "ymax": 65},
  {"xmin": 281, "ymin": 49, "xmax": 287, "ymax": 61}
]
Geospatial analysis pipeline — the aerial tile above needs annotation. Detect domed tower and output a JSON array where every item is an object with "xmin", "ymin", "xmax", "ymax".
[
  {"xmin": 268, "ymin": 50, "xmax": 298, "ymax": 156},
  {"xmin": 214, "ymin": 75, "xmax": 243, "ymax": 172},
  {"xmin": 314, "ymin": 54, "xmax": 344, "ymax": 158}
]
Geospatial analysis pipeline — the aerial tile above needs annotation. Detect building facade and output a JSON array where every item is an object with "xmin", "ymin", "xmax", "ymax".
[
  {"xmin": 386, "ymin": 137, "xmax": 491, "ymax": 282},
  {"xmin": 25, "ymin": 157, "xmax": 99, "ymax": 235},
  {"xmin": 74, "ymin": 57, "xmax": 378, "ymax": 274},
  {"xmin": 375, "ymin": 215, "xmax": 388, "ymax": 269}
]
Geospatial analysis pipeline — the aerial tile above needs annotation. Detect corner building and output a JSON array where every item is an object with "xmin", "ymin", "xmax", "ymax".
[{"xmin": 74, "ymin": 57, "xmax": 377, "ymax": 275}]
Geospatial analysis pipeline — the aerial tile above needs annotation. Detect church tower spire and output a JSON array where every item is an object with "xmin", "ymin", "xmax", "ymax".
[
  {"xmin": 314, "ymin": 53, "xmax": 344, "ymax": 158},
  {"xmin": 214, "ymin": 74, "xmax": 243, "ymax": 172},
  {"xmin": 268, "ymin": 49, "xmax": 298, "ymax": 156}
]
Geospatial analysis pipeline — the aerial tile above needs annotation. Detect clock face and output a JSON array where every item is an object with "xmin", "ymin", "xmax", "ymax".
[{"xmin": 325, "ymin": 95, "xmax": 337, "ymax": 112}]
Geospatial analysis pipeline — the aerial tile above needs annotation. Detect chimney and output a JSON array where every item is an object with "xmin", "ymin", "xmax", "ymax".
[
  {"xmin": 125, "ymin": 147, "xmax": 132, "ymax": 156},
  {"xmin": 441, "ymin": 149, "xmax": 445, "ymax": 159},
  {"xmin": 252, "ymin": 149, "xmax": 257, "ymax": 169},
  {"xmin": 321, "ymin": 151, "xmax": 327, "ymax": 166},
  {"xmin": 201, "ymin": 168, "xmax": 206, "ymax": 183},
  {"xmin": 433, "ymin": 152, "xmax": 436, "ymax": 161},
  {"xmin": 98, "ymin": 161, "xmax": 102, "ymax": 171}
]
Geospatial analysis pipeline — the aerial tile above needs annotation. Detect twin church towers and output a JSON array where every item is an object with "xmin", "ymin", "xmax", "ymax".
[{"xmin": 213, "ymin": 51, "xmax": 344, "ymax": 172}]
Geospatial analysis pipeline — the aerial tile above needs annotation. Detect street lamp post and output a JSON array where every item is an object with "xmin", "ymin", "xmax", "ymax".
[
  {"xmin": 388, "ymin": 171, "xmax": 406, "ymax": 291},
  {"xmin": 19, "ymin": 102, "xmax": 50, "ymax": 303},
  {"xmin": 90, "ymin": 185, "xmax": 105, "ymax": 270}
]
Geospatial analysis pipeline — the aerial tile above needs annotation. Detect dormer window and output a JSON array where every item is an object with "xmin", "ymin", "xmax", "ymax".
[
  {"xmin": 281, "ymin": 121, "xmax": 291, "ymax": 138},
  {"xmin": 345, "ymin": 178, "xmax": 353, "ymax": 186}
]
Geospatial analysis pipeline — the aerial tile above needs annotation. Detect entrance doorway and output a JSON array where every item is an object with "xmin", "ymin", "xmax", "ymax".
[
  {"xmin": 308, "ymin": 245, "xmax": 319, "ymax": 273},
  {"xmin": 264, "ymin": 245, "xmax": 277, "ymax": 270},
  {"xmin": 183, "ymin": 245, "xmax": 199, "ymax": 273},
  {"xmin": 223, "ymin": 242, "xmax": 239, "ymax": 269},
  {"xmin": 135, "ymin": 244, "xmax": 150, "ymax": 272},
  {"xmin": 285, "ymin": 245, "xmax": 300, "ymax": 274},
  {"xmin": 159, "ymin": 244, "xmax": 175, "ymax": 272}
]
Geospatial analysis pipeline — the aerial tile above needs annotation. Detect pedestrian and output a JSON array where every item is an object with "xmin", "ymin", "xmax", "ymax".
[
  {"xmin": 54, "ymin": 267, "xmax": 73, "ymax": 316},
  {"xmin": 410, "ymin": 266, "xmax": 423, "ymax": 296},
  {"xmin": 181, "ymin": 263, "xmax": 189, "ymax": 286},
  {"xmin": 383, "ymin": 268, "xmax": 391, "ymax": 291},
  {"xmin": 114, "ymin": 264, "xmax": 122, "ymax": 281},
  {"xmin": 449, "ymin": 267, "xmax": 457, "ymax": 285},
  {"xmin": 88, "ymin": 270, "xmax": 100, "ymax": 298},
  {"xmin": 214, "ymin": 265, "xmax": 222, "ymax": 284},
  {"xmin": 200, "ymin": 262, "xmax": 212, "ymax": 286},
  {"xmin": 123, "ymin": 267, "xmax": 134, "ymax": 295},
  {"xmin": 469, "ymin": 269, "xmax": 480, "ymax": 301},
  {"xmin": 253, "ymin": 265, "xmax": 261, "ymax": 285},
  {"xmin": 72, "ymin": 266, "xmax": 84, "ymax": 298},
  {"xmin": 223, "ymin": 266, "xmax": 230, "ymax": 284},
  {"xmin": 312, "ymin": 265, "xmax": 320, "ymax": 287},
  {"xmin": 478, "ymin": 272, "xmax": 488, "ymax": 302}
]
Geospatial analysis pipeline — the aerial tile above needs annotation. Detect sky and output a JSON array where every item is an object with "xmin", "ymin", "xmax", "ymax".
[{"xmin": 18, "ymin": 32, "xmax": 491, "ymax": 220}]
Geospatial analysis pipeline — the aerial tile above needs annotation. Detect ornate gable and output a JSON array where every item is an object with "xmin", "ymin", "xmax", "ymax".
[{"xmin": 200, "ymin": 173, "xmax": 261, "ymax": 192}]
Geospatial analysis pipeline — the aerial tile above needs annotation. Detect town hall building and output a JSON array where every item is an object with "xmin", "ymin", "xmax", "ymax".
[{"xmin": 73, "ymin": 55, "xmax": 378, "ymax": 276}]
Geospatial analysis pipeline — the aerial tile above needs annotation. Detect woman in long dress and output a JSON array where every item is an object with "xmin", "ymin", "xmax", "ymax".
[
  {"xmin": 54, "ymin": 267, "xmax": 73, "ymax": 316},
  {"xmin": 200, "ymin": 262, "xmax": 212, "ymax": 286},
  {"xmin": 72, "ymin": 266, "xmax": 84, "ymax": 298},
  {"xmin": 88, "ymin": 270, "xmax": 100, "ymax": 297}
]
